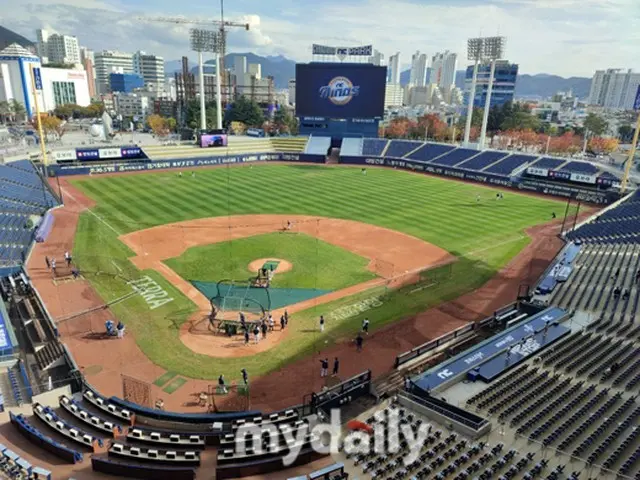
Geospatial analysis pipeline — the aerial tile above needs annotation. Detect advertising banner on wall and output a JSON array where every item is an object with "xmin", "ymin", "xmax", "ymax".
[
  {"xmin": 98, "ymin": 148, "xmax": 122, "ymax": 159},
  {"xmin": 52, "ymin": 150, "xmax": 77, "ymax": 161}
]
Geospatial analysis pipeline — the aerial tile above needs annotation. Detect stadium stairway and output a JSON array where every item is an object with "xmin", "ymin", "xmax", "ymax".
[
  {"xmin": 304, "ymin": 136, "xmax": 331, "ymax": 155},
  {"xmin": 34, "ymin": 341, "xmax": 65, "ymax": 371},
  {"xmin": 142, "ymin": 137, "xmax": 308, "ymax": 160},
  {"xmin": 270, "ymin": 136, "xmax": 307, "ymax": 152},
  {"xmin": 340, "ymin": 137, "xmax": 363, "ymax": 156}
]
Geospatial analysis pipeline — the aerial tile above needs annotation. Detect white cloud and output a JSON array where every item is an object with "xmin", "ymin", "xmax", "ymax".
[{"xmin": 1, "ymin": 0, "xmax": 637, "ymax": 77}]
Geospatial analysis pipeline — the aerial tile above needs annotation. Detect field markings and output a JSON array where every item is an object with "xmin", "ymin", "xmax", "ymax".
[{"xmin": 467, "ymin": 234, "xmax": 528, "ymax": 257}]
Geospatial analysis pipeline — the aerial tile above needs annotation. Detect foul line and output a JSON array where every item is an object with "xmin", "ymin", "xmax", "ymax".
[
  {"xmin": 60, "ymin": 183, "xmax": 121, "ymax": 237},
  {"xmin": 467, "ymin": 234, "xmax": 528, "ymax": 257}
]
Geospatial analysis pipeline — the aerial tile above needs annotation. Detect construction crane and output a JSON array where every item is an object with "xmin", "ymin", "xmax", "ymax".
[
  {"xmin": 138, "ymin": 4, "xmax": 250, "ymax": 130},
  {"xmin": 137, "ymin": 15, "xmax": 250, "ymax": 61}
]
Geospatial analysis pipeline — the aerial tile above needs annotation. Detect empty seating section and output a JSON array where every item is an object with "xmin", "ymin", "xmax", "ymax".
[
  {"xmin": 83, "ymin": 389, "xmax": 134, "ymax": 424},
  {"xmin": 10, "ymin": 412, "xmax": 83, "ymax": 463},
  {"xmin": 568, "ymin": 191, "xmax": 640, "ymax": 244},
  {"xmin": 530, "ymin": 157, "xmax": 565, "ymax": 170},
  {"xmin": 457, "ymin": 151, "xmax": 508, "ymax": 171},
  {"xmin": 91, "ymin": 456, "xmax": 196, "ymax": 480},
  {"xmin": 405, "ymin": 143, "xmax": 455, "ymax": 162},
  {"xmin": 6, "ymin": 367, "xmax": 23, "ymax": 405},
  {"xmin": 59, "ymin": 395, "xmax": 124, "ymax": 435},
  {"xmin": 361, "ymin": 138, "xmax": 388, "ymax": 156},
  {"xmin": 109, "ymin": 442, "xmax": 200, "ymax": 465},
  {"xmin": 33, "ymin": 403, "xmax": 104, "ymax": 451},
  {"xmin": 559, "ymin": 161, "xmax": 599, "ymax": 174},
  {"xmin": 338, "ymin": 137, "xmax": 362, "ymax": 156},
  {"xmin": 127, "ymin": 427, "xmax": 205, "ymax": 447},
  {"xmin": 304, "ymin": 136, "xmax": 331, "ymax": 155},
  {"xmin": 0, "ymin": 160, "xmax": 59, "ymax": 265},
  {"xmin": 384, "ymin": 140, "xmax": 423, "ymax": 158},
  {"xmin": 427, "ymin": 147, "xmax": 479, "ymax": 166},
  {"xmin": 485, "ymin": 154, "xmax": 538, "ymax": 175}
]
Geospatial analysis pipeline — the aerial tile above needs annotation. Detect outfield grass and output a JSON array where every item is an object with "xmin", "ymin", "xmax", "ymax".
[
  {"xmin": 70, "ymin": 164, "xmax": 570, "ymax": 380},
  {"xmin": 165, "ymin": 232, "xmax": 376, "ymax": 290}
]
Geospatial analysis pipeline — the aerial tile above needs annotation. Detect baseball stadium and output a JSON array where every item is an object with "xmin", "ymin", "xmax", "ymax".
[{"xmin": 0, "ymin": 48, "xmax": 638, "ymax": 480}]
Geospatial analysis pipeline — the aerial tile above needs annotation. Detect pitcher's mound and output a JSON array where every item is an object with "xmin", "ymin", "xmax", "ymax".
[{"xmin": 248, "ymin": 258, "xmax": 293, "ymax": 274}]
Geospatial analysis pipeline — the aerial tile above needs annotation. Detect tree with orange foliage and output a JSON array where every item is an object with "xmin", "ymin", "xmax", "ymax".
[
  {"xmin": 386, "ymin": 117, "xmax": 412, "ymax": 138},
  {"xmin": 146, "ymin": 114, "xmax": 170, "ymax": 137},
  {"xmin": 548, "ymin": 132, "xmax": 581, "ymax": 155},
  {"xmin": 588, "ymin": 136, "xmax": 619, "ymax": 154}
]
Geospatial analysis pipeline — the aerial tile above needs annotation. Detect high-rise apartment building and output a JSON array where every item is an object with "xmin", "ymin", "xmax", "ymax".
[
  {"xmin": 94, "ymin": 50, "xmax": 133, "ymax": 95},
  {"xmin": 464, "ymin": 60, "xmax": 518, "ymax": 108},
  {"xmin": 80, "ymin": 47, "xmax": 96, "ymax": 98},
  {"xmin": 588, "ymin": 69, "xmax": 640, "ymax": 110},
  {"xmin": 133, "ymin": 51, "xmax": 165, "ymax": 95},
  {"xmin": 409, "ymin": 51, "xmax": 428, "ymax": 87},
  {"xmin": 36, "ymin": 29, "xmax": 80, "ymax": 65},
  {"xmin": 388, "ymin": 52, "xmax": 400, "ymax": 85},
  {"xmin": 428, "ymin": 51, "xmax": 457, "ymax": 88}
]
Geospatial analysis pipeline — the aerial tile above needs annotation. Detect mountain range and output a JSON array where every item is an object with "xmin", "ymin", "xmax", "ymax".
[
  {"xmin": 0, "ymin": 24, "xmax": 591, "ymax": 100},
  {"xmin": 167, "ymin": 52, "xmax": 592, "ymax": 100},
  {"xmin": 0, "ymin": 25, "xmax": 35, "ymax": 51}
]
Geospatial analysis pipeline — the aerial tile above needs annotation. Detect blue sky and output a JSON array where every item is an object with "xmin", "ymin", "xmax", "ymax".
[{"xmin": 2, "ymin": 0, "xmax": 638, "ymax": 77}]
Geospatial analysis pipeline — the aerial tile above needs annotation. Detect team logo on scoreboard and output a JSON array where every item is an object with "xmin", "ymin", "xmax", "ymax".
[{"xmin": 318, "ymin": 76, "xmax": 360, "ymax": 105}]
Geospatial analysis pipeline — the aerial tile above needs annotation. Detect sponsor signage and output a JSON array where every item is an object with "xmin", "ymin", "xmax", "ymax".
[
  {"xmin": 32, "ymin": 67, "xmax": 43, "ymax": 91},
  {"xmin": 414, "ymin": 308, "xmax": 568, "ymax": 391},
  {"xmin": 52, "ymin": 150, "xmax": 77, "ymax": 161},
  {"xmin": 98, "ymin": 148, "xmax": 122, "ymax": 159},
  {"xmin": 312, "ymin": 44, "xmax": 372, "ymax": 56},
  {"xmin": 548, "ymin": 170, "xmax": 571, "ymax": 181},
  {"xmin": 570, "ymin": 172, "xmax": 596, "ymax": 184},
  {"xmin": 121, "ymin": 147, "xmax": 142, "ymax": 158},
  {"xmin": 76, "ymin": 149, "xmax": 99, "ymax": 159},
  {"xmin": 527, "ymin": 167, "xmax": 548, "ymax": 177}
]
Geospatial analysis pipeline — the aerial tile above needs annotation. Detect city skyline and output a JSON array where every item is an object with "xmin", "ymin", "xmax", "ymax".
[{"xmin": 2, "ymin": 0, "xmax": 637, "ymax": 78}]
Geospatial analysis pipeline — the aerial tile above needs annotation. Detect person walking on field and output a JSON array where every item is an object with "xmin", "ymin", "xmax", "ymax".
[
  {"xmin": 332, "ymin": 357, "xmax": 340, "ymax": 377},
  {"xmin": 362, "ymin": 318, "xmax": 370, "ymax": 335},
  {"xmin": 218, "ymin": 375, "xmax": 227, "ymax": 394},
  {"xmin": 51, "ymin": 258, "xmax": 57, "ymax": 276},
  {"xmin": 45, "ymin": 256, "xmax": 50, "ymax": 270},
  {"xmin": 241, "ymin": 368, "xmax": 248, "ymax": 385},
  {"xmin": 356, "ymin": 333, "xmax": 364, "ymax": 352},
  {"xmin": 244, "ymin": 330, "xmax": 250, "ymax": 345},
  {"xmin": 319, "ymin": 315, "xmax": 325, "ymax": 333},
  {"xmin": 64, "ymin": 251, "xmax": 72, "ymax": 267},
  {"xmin": 280, "ymin": 314, "xmax": 286, "ymax": 330},
  {"xmin": 253, "ymin": 325, "xmax": 260, "ymax": 344},
  {"xmin": 320, "ymin": 358, "xmax": 329, "ymax": 377}
]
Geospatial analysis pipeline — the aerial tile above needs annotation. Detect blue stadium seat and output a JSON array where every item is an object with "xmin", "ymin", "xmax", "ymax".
[
  {"xmin": 458, "ymin": 151, "xmax": 509, "ymax": 171},
  {"xmin": 530, "ymin": 157, "xmax": 565, "ymax": 169},
  {"xmin": 485, "ymin": 154, "xmax": 538, "ymax": 175},
  {"xmin": 405, "ymin": 143, "xmax": 456, "ymax": 162},
  {"xmin": 361, "ymin": 139, "xmax": 388, "ymax": 156},
  {"xmin": 426, "ymin": 148, "xmax": 479, "ymax": 166},
  {"xmin": 385, "ymin": 140, "xmax": 423, "ymax": 158},
  {"xmin": 559, "ymin": 161, "xmax": 599, "ymax": 174}
]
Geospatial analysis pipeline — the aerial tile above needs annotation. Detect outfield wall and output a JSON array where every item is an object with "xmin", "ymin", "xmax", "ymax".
[
  {"xmin": 340, "ymin": 155, "xmax": 620, "ymax": 205},
  {"xmin": 45, "ymin": 151, "xmax": 619, "ymax": 205}
]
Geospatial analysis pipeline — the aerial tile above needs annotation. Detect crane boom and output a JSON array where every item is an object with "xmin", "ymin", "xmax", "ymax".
[{"xmin": 137, "ymin": 16, "xmax": 249, "ymax": 29}]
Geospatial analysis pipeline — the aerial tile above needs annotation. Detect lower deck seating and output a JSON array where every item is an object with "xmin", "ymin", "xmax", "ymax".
[
  {"xmin": 109, "ymin": 442, "xmax": 200, "ymax": 465},
  {"xmin": 91, "ymin": 456, "xmax": 196, "ymax": 480},
  {"xmin": 10, "ymin": 413, "xmax": 83, "ymax": 464}
]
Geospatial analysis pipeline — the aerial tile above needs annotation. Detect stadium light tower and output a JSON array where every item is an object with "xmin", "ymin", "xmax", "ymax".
[
  {"xmin": 463, "ymin": 38, "xmax": 485, "ymax": 145},
  {"xmin": 479, "ymin": 36, "xmax": 506, "ymax": 149},
  {"xmin": 190, "ymin": 29, "xmax": 217, "ymax": 131}
]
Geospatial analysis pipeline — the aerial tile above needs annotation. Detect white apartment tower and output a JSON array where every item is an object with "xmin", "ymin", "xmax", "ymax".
[
  {"xmin": 94, "ymin": 50, "xmax": 134, "ymax": 95},
  {"xmin": 388, "ymin": 52, "xmax": 400, "ymax": 84},
  {"xmin": 588, "ymin": 69, "xmax": 640, "ymax": 110},
  {"xmin": 410, "ymin": 51, "xmax": 428, "ymax": 87},
  {"xmin": 36, "ymin": 29, "xmax": 81, "ymax": 65},
  {"xmin": 133, "ymin": 51, "xmax": 165, "ymax": 95},
  {"xmin": 428, "ymin": 50, "xmax": 457, "ymax": 88},
  {"xmin": 369, "ymin": 50, "xmax": 384, "ymax": 66}
]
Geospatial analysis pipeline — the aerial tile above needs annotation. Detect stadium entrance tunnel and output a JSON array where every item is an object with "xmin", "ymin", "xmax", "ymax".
[{"xmin": 191, "ymin": 280, "xmax": 333, "ymax": 311}]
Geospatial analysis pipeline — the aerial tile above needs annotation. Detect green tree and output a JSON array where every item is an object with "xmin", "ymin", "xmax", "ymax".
[
  {"xmin": 86, "ymin": 102, "xmax": 105, "ymax": 117},
  {"xmin": 185, "ymin": 100, "xmax": 218, "ymax": 130},
  {"xmin": 166, "ymin": 117, "xmax": 177, "ymax": 132},
  {"xmin": 10, "ymin": 99, "xmax": 26, "ymax": 120},
  {"xmin": 0, "ymin": 101, "xmax": 10, "ymax": 123},
  {"xmin": 618, "ymin": 124, "xmax": 634, "ymax": 143},
  {"xmin": 225, "ymin": 96, "xmax": 264, "ymax": 127},
  {"xmin": 583, "ymin": 112, "xmax": 608, "ymax": 136}
]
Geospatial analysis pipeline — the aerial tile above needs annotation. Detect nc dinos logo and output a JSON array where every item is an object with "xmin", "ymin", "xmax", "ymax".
[{"xmin": 319, "ymin": 76, "xmax": 360, "ymax": 105}]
